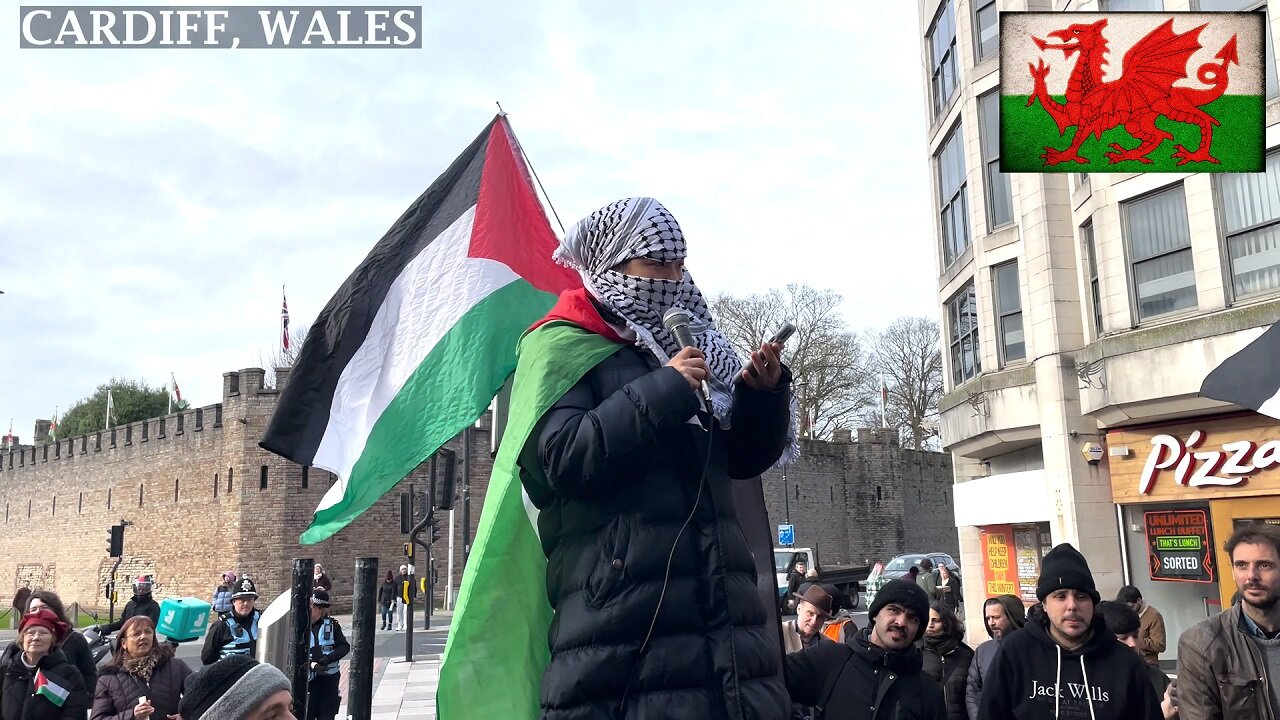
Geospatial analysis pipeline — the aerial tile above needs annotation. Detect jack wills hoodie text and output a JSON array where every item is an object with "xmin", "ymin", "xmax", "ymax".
[{"xmin": 977, "ymin": 610, "xmax": 1161, "ymax": 720}]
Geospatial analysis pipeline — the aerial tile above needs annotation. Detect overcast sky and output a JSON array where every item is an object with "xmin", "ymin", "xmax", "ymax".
[{"xmin": 0, "ymin": 2, "xmax": 936, "ymax": 440}]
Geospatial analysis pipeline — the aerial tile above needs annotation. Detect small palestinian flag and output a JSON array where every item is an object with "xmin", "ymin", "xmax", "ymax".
[
  {"xmin": 33, "ymin": 669, "xmax": 69, "ymax": 707},
  {"xmin": 1000, "ymin": 12, "xmax": 1264, "ymax": 172},
  {"xmin": 1200, "ymin": 323, "xmax": 1280, "ymax": 420},
  {"xmin": 260, "ymin": 115, "xmax": 579, "ymax": 543}
]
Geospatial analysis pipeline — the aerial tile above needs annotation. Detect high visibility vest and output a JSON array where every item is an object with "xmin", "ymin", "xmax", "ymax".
[
  {"xmin": 822, "ymin": 618, "xmax": 854, "ymax": 643},
  {"xmin": 220, "ymin": 611, "xmax": 260, "ymax": 659},
  {"xmin": 309, "ymin": 617, "xmax": 341, "ymax": 681}
]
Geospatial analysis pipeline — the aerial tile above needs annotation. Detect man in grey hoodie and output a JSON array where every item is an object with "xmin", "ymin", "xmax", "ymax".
[{"xmin": 965, "ymin": 594, "xmax": 1027, "ymax": 719}]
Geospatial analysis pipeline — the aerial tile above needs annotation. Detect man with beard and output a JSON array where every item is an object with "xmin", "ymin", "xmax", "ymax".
[
  {"xmin": 784, "ymin": 578, "xmax": 946, "ymax": 719},
  {"xmin": 516, "ymin": 197, "xmax": 797, "ymax": 719},
  {"xmin": 965, "ymin": 594, "xmax": 1026, "ymax": 718},
  {"xmin": 201, "ymin": 576, "xmax": 262, "ymax": 665},
  {"xmin": 1178, "ymin": 523, "xmax": 1280, "ymax": 720},
  {"xmin": 978, "ymin": 544, "xmax": 1160, "ymax": 719}
]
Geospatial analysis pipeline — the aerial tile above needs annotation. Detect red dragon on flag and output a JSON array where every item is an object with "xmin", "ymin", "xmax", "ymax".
[{"xmin": 1027, "ymin": 17, "xmax": 1238, "ymax": 166}]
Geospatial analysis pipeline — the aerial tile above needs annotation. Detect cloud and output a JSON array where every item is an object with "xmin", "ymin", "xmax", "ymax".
[{"xmin": 0, "ymin": 2, "xmax": 939, "ymax": 437}]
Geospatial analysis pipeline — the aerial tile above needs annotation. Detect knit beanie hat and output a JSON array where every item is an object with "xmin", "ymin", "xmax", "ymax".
[
  {"xmin": 1035, "ymin": 543, "xmax": 1100, "ymax": 604},
  {"xmin": 179, "ymin": 656, "xmax": 291, "ymax": 720},
  {"xmin": 868, "ymin": 579, "xmax": 931, "ymax": 641}
]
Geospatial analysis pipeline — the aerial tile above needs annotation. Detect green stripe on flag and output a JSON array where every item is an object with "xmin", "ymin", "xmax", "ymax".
[
  {"xmin": 300, "ymin": 279, "xmax": 556, "ymax": 544},
  {"xmin": 1001, "ymin": 94, "xmax": 1263, "ymax": 173},
  {"xmin": 437, "ymin": 322, "xmax": 621, "ymax": 718}
]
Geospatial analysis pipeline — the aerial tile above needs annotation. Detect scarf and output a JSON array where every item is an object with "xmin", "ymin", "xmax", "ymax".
[
  {"xmin": 119, "ymin": 643, "xmax": 171, "ymax": 682},
  {"xmin": 553, "ymin": 197, "xmax": 743, "ymax": 425}
]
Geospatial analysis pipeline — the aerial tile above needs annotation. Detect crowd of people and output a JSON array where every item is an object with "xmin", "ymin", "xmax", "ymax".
[{"xmin": 0, "ymin": 565, "xmax": 347, "ymax": 720}]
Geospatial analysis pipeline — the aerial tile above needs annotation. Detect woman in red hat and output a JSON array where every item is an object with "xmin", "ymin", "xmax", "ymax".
[{"xmin": 0, "ymin": 609, "xmax": 91, "ymax": 719}]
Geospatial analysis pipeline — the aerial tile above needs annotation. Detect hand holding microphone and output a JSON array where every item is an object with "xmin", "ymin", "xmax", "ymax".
[{"xmin": 662, "ymin": 308, "xmax": 711, "ymax": 404}]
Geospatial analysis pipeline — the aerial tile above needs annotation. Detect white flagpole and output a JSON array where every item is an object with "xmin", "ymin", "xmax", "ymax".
[
  {"xmin": 880, "ymin": 374, "xmax": 887, "ymax": 429},
  {"xmin": 106, "ymin": 389, "xmax": 113, "ymax": 429},
  {"xmin": 167, "ymin": 376, "xmax": 173, "ymax": 415}
]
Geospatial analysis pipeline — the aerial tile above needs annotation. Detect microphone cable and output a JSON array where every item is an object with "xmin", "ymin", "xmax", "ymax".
[{"xmin": 617, "ymin": 398, "xmax": 716, "ymax": 718}]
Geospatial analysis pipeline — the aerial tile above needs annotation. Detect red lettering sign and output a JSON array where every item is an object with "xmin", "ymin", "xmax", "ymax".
[{"xmin": 1138, "ymin": 431, "xmax": 1280, "ymax": 494}]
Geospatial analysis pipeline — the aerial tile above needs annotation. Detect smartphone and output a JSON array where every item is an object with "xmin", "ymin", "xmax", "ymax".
[{"xmin": 768, "ymin": 322, "xmax": 796, "ymax": 345}]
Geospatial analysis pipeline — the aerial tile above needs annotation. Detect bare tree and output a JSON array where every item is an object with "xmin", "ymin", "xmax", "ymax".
[
  {"xmin": 259, "ymin": 325, "xmax": 309, "ymax": 388},
  {"xmin": 711, "ymin": 284, "xmax": 874, "ymax": 439},
  {"xmin": 868, "ymin": 316, "xmax": 944, "ymax": 450}
]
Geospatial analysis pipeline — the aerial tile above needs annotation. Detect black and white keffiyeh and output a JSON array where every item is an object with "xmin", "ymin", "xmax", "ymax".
[{"xmin": 555, "ymin": 197, "xmax": 799, "ymax": 462}]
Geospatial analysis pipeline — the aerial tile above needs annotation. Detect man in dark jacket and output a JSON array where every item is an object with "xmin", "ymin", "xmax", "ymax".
[
  {"xmin": 518, "ymin": 197, "xmax": 796, "ymax": 720},
  {"xmin": 965, "ymin": 594, "xmax": 1027, "ymax": 718},
  {"xmin": 1097, "ymin": 601, "xmax": 1176, "ymax": 718},
  {"xmin": 785, "ymin": 579, "xmax": 946, "ymax": 719},
  {"xmin": 100, "ymin": 575, "xmax": 160, "ymax": 634},
  {"xmin": 1177, "ymin": 522, "xmax": 1280, "ymax": 720},
  {"xmin": 979, "ymin": 543, "xmax": 1161, "ymax": 720}
]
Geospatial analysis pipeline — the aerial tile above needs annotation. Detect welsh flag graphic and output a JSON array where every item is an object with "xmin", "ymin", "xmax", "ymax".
[
  {"xmin": 34, "ymin": 669, "xmax": 69, "ymax": 707},
  {"xmin": 999, "ymin": 12, "xmax": 1264, "ymax": 172},
  {"xmin": 260, "ymin": 115, "xmax": 578, "ymax": 543}
]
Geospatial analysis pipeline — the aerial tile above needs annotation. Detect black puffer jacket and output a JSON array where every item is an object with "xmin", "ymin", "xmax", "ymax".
[
  {"xmin": 0, "ymin": 645, "xmax": 90, "ymax": 720},
  {"xmin": 519, "ymin": 341, "xmax": 793, "ymax": 720},
  {"xmin": 100, "ymin": 596, "xmax": 159, "ymax": 635},
  {"xmin": 90, "ymin": 645, "xmax": 192, "ymax": 720},
  {"xmin": 922, "ymin": 635, "xmax": 974, "ymax": 720},
  {"xmin": 783, "ymin": 626, "xmax": 947, "ymax": 720}
]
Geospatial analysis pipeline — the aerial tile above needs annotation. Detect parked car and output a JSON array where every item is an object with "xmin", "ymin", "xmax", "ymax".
[{"xmin": 864, "ymin": 552, "xmax": 960, "ymax": 605}]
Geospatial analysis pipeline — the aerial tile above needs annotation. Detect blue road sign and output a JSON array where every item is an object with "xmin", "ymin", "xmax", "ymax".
[{"xmin": 778, "ymin": 524, "xmax": 795, "ymax": 546}]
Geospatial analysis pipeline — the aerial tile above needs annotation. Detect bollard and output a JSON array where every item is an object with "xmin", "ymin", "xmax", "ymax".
[
  {"xmin": 348, "ymin": 557, "xmax": 378, "ymax": 720},
  {"xmin": 289, "ymin": 559, "xmax": 314, "ymax": 720}
]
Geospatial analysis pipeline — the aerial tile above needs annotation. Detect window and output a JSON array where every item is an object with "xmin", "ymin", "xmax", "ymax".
[
  {"xmin": 994, "ymin": 261, "xmax": 1026, "ymax": 364},
  {"xmin": 947, "ymin": 281, "xmax": 982, "ymax": 385},
  {"xmin": 138, "ymin": 484, "xmax": 144, "ymax": 507},
  {"xmin": 1123, "ymin": 185, "xmax": 1197, "ymax": 320},
  {"xmin": 978, "ymin": 91, "xmax": 1013, "ymax": 230},
  {"xmin": 78, "ymin": 493, "xmax": 82, "ymax": 514},
  {"xmin": 174, "ymin": 478, "xmax": 180, "ymax": 503},
  {"xmin": 107, "ymin": 488, "xmax": 112, "ymax": 510},
  {"xmin": 214, "ymin": 473, "xmax": 219, "ymax": 498},
  {"xmin": 302, "ymin": 465, "xmax": 309, "ymax": 489},
  {"xmin": 927, "ymin": 0, "xmax": 958, "ymax": 118},
  {"xmin": 937, "ymin": 124, "xmax": 970, "ymax": 267},
  {"xmin": 260, "ymin": 465, "xmax": 269, "ymax": 490},
  {"xmin": 227, "ymin": 467, "xmax": 234, "ymax": 493},
  {"xmin": 1083, "ymin": 220, "xmax": 1103, "ymax": 335},
  {"xmin": 1219, "ymin": 151, "xmax": 1280, "ymax": 297},
  {"xmin": 1101, "ymin": 0, "xmax": 1162, "ymax": 9},
  {"xmin": 1197, "ymin": 1, "xmax": 1278, "ymax": 99},
  {"xmin": 972, "ymin": 0, "xmax": 998, "ymax": 62},
  {"xmin": 51, "ymin": 495, "xmax": 56, "ymax": 517}
]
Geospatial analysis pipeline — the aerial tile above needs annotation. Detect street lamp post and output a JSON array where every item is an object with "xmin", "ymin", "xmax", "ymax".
[{"xmin": 783, "ymin": 380, "xmax": 808, "ymax": 529}]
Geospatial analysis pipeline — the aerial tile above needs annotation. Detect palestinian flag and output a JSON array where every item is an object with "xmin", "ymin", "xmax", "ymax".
[
  {"xmin": 1200, "ymin": 322, "xmax": 1280, "ymax": 419},
  {"xmin": 260, "ymin": 115, "xmax": 579, "ymax": 543},
  {"xmin": 33, "ymin": 669, "xmax": 69, "ymax": 707},
  {"xmin": 999, "ymin": 12, "xmax": 1264, "ymax": 172}
]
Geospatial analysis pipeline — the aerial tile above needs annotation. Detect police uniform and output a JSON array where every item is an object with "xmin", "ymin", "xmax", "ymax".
[
  {"xmin": 308, "ymin": 590, "xmax": 350, "ymax": 720},
  {"xmin": 201, "ymin": 577, "xmax": 262, "ymax": 666}
]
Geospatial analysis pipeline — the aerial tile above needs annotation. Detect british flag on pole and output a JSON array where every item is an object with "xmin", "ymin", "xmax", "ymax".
[{"xmin": 1000, "ymin": 11, "xmax": 1265, "ymax": 172}]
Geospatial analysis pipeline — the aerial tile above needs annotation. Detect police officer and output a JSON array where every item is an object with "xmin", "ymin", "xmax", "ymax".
[
  {"xmin": 307, "ymin": 589, "xmax": 350, "ymax": 720},
  {"xmin": 201, "ymin": 576, "xmax": 262, "ymax": 665}
]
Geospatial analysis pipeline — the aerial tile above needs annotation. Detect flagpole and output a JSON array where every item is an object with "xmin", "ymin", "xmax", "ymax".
[
  {"xmin": 167, "ymin": 376, "xmax": 173, "ymax": 415},
  {"xmin": 880, "ymin": 374, "xmax": 887, "ymax": 429}
]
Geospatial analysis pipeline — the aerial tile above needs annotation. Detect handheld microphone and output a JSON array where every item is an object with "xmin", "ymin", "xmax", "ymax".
[{"xmin": 661, "ymin": 307, "xmax": 711, "ymax": 405}]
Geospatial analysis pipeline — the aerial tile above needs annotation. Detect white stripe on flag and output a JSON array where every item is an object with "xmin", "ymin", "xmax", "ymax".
[
  {"xmin": 1258, "ymin": 387, "xmax": 1280, "ymax": 420},
  {"xmin": 312, "ymin": 205, "xmax": 518, "ymax": 508}
]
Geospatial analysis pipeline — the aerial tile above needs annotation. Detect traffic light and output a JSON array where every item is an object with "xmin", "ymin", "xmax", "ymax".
[
  {"xmin": 429, "ymin": 518, "xmax": 442, "ymax": 544},
  {"xmin": 399, "ymin": 492, "xmax": 413, "ymax": 534},
  {"xmin": 107, "ymin": 524, "xmax": 124, "ymax": 557},
  {"xmin": 435, "ymin": 449, "xmax": 457, "ymax": 511},
  {"xmin": 403, "ymin": 542, "xmax": 412, "ymax": 558}
]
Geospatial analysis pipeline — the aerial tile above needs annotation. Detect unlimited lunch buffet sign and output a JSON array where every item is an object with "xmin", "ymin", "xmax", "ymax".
[
  {"xmin": 1109, "ymin": 415, "xmax": 1280, "ymax": 503},
  {"xmin": 1144, "ymin": 509, "xmax": 1215, "ymax": 583}
]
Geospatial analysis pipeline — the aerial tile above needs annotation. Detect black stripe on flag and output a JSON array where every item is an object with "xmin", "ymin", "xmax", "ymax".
[
  {"xmin": 260, "ymin": 116, "xmax": 499, "ymax": 465},
  {"xmin": 1200, "ymin": 322, "xmax": 1280, "ymax": 420}
]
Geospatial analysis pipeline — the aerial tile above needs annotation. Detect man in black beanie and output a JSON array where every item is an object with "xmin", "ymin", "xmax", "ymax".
[
  {"xmin": 979, "ymin": 543, "xmax": 1161, "ymax": 720},
  {"xmin": 783, "ymin": 578, "xmax": 946, "ymax": 718},
  {"xmin": 179, "ymin": 655, "xmax": 295, "ymax": 720}
]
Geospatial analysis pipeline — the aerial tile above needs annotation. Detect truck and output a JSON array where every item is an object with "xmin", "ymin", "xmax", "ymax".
[{"xmin": 774, "ymin": 547, "xmax": 871, "ymax": 612}]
